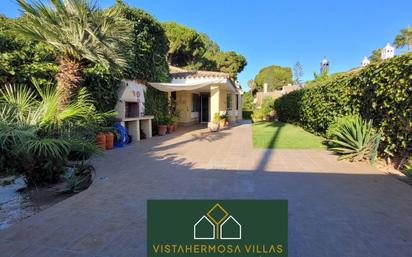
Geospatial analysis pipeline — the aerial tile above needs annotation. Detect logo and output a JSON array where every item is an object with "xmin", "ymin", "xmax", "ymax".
[
  {"xmin": 194, "ymin": 203, "xmax": 241, "ymax": 240},
  {"xmin": 147, "ymin": 200, "xmax": 288, "ymax": 257}
]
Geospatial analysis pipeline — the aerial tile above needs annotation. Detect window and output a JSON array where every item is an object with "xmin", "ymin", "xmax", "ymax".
[
  {"xmin": 227, "ymin": 95, "xmax": 232, "ymax": 110},
  {"xmin": 192, "ymin": 94, "xmax": 200, "ymax": 112},
  {"xmin": 235, "ymin": 95, "xmax": 239, "ymax": 110}
]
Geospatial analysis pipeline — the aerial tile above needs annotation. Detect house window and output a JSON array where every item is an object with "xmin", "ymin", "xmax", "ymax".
[
  {"xmin": 235, "ymin": 95, "xmax": 239, "ymax": 110},
  {"xmin": 192, "ymin": 94, "xmax": 200, "ymax": 112},
  {"xmin": 227, "ymin": 95, "xmax": 232, "ymax": 110}
]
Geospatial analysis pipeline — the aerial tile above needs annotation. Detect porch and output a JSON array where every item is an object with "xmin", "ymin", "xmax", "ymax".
[{"xmin": 150, "ymin": 67, "xmax": 243, "ymax": 125}]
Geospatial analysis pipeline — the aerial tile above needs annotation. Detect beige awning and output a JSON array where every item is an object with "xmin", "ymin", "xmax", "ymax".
[{"xmin": 149, "ymin": 78, "xmax": 235, "ymax": 93}]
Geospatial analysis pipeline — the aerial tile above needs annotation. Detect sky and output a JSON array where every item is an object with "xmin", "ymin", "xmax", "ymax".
[{"xmin": 1, "ymin": 0, "xmax": 411, "ymax": 90}]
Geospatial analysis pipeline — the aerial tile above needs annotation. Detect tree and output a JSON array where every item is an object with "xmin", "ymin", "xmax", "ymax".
[
  {"xmin": 247, "ymin": 79, "xmax": 257, "ymax": 93},
  {"xmin": 215, "ymin": 51, "xmax": 246, "ymax": 79},
  {"xmin": 162, "ymin": 22, "xmax": 206, "ymax": 68},
  {"xmin": 293, "ymin": 61, "xmax": 303, "ymax": 85},
  {"xmin": 162, "ymin": 22, "xmax": 246, "ymax": 79},
  {"xmin": 254, "ymin": 65, "xmax": 292, "ymax": 91},
  {"xmin": 242, "ymin": 91, "xmax": 254, "ymax": 110},
  {"xmin": 14, "ymin": 0, "xmax": 130, "ymax": 106},
  {"xmin": 369, "ymin": 48, "xmax": 382, "ymax": 63},
  {"xmin": 393, "ymin": 26, "xmax": 412, "ymax": 52}
]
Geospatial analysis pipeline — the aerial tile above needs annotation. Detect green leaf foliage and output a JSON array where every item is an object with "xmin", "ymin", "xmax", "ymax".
[
  {"xmin": 326, "ymin": 115, "xmax": 380, "ymax": 161},
  {"xmin": 254, "ymin": 65, "xmax": 293, "ymax": 91},
  {"xmin": 162, "ymin": 22, "xmax": 246, "ymax": 79},
  {"xmin": 274, "ymin": 53, "xmax": 412, "ymax": 158},
  {"xmin": 115, "ymin": 1, "xmax": 169, "ymax": 82}
]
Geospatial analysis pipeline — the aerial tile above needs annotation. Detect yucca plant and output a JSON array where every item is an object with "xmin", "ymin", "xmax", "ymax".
[
  {"xmin": 0, "ymin": 82, "xmax": 110, "ymax": 186},
  {"xmin": 13, "ymin": 0, "xmax": 130, "ymax": 106},
  {"xmin": 327, "ymin": 115, "xmax": 381, "ymax": 162}
]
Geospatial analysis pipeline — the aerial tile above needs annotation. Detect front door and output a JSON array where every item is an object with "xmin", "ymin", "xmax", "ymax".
[{"xmin": 200, "ymin": 94, "xmax": 209, "ymax": 123}]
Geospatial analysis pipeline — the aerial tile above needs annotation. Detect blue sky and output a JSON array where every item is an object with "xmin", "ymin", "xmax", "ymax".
[{"xmin": 1, "ymin": 0, "xmax": 411, "ymax": 90}]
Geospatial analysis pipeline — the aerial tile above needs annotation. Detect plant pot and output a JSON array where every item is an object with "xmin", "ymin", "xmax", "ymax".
[
  {"xmin": 105, "ymin": 132, "xmax": 114, "ymax": 150},
  {"xmin": 167, "ymin": 125, "xmax": 173, "ymax": 134},
  {"xmin": 219, "ymin": 119, "xmax": 226, "ymax": 128},
  {"xmin": 96, "ymin": 133, "xmax": 106, "ymax": 150},
  {"xmin": 208, "ymin": 122, "xmax": 220, "ymax": 132},
  {"xmin": 158, "ymin": 125, "xmax": 167, "ymax": 136},
  {"xmin": 172, "ymin": 124, "xmax": 177, "ymax": 131}
]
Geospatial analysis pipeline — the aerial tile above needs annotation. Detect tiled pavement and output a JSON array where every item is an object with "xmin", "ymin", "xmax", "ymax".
[{"xmin": 1, "ymin": 121, "xmax": 412, "ymax": 256}]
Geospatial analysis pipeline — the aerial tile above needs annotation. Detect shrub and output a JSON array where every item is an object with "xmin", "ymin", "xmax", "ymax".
[
  {"xmin": 251, "ymin": 109, "xmax": 264, "ymax": 122},
  {"xmin": 0, "ymin": 82, "xmax": 108, "ymax": 185},
  {"xmin": 274, "ymin": 89, "xmax": 304, "ymax": 123},
  {"xmin": 242, "ymin": 110, "xmax": 253, "ymax": 120},
  {"xmin": 274, "ymin": 53, "xmax": 412, "ymax": 158},
  {"xmin": 326, "ymin": 115, "xmax": 381, "ymax": 161}
]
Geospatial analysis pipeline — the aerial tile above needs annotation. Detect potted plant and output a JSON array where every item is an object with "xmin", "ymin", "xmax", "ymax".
[
  {"xmin": 166, "ymin": 116, "xmax": 174, "ymax": 134},
  {"xmin": 96, "ymin": 132, "xmax": 106, "ymax": 150},
  {"xmin": 219, "ymin": 111, "xmax": 229, "ymax": 128},
  {"xmin": 157, "ymin": 115, "xmax": 168, "ymax": 136},
  {"xmin": 208, "ymin": 113, "xmax": 220, "ymax": 132},
  {"xmin": 170, "ymin": 115, "xmax": 178, "ymax": 132}
]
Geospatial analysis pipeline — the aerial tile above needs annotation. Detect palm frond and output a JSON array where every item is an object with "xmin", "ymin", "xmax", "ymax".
[{"xmin": 14, "ymin": 0, "xmax": 130, "ymax": 70}]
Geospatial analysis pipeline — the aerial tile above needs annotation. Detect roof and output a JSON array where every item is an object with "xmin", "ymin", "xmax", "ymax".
[{"xmin": 169, "ymin": 65, "xmax": 230, "ymax": 79}]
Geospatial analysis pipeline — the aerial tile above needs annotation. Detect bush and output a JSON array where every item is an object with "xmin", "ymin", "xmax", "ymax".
[
  {"xmin": 327, "ymin": 115, "xmax": 380, "ymax": 161},
  {"xmin": 274, "ymin": 53, "xmax": 412, "ymax": 158},
  {"xmin": 0, "ymin": 83, "xmax": 107, "ymax": 186},
  {"xmin": 274, "ymin": 89, "xmax": 304, "ymax": 123},
  {"xmin": 242, "ymin": 110, "xmax": 253, "ymax": 120}
]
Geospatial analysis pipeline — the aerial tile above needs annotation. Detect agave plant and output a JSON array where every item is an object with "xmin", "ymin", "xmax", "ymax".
[
  {"xmin": 0, "ymin": 82, "xmax": 110, "ymax": 186},
  {"xmin": 13, "ymin": 0, "xmax": 130, "ymax": 106},
  {"xmin": 327, "ymin": 115, "xmax": 381, "ymax": 162}
]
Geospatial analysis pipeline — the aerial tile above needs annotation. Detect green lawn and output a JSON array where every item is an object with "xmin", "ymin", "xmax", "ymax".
[{"xmin": 252, "ymin": 121, "xmax": 325, "ymax": 149}]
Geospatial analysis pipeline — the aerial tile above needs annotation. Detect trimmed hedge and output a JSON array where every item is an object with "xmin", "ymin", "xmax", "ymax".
[
  {"xmin": 274, "ymin": 53, "xmax": 412, "ymax": 158},
  {"xmin": 242, "ymin": 110, "xmax": 253, "ymax": 120}
]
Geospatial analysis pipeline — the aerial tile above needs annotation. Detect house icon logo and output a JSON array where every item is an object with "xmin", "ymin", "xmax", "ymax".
[{"xmin": 194, "ymin": 203, "xmax": 241, "ymax": 240}]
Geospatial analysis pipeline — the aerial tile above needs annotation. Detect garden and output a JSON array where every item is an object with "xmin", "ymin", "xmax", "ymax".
[{"xmin": 272, "ymin": 53, "xmax": 412, "ymax": 174}]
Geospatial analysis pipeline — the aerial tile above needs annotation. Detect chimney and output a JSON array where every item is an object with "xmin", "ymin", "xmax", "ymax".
[{"xmin": 263, "ymin": 83, "xmax": 268, "ymax": 93}]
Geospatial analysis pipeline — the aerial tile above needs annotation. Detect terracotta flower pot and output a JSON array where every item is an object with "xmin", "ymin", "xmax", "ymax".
[
  {"xmin": 219, "ymin": 119, "xmax": 226, "ymax": 128},
  {"xmin": 167, "ymin": 125, "xmax": 173, "ymax": 134},
  {"xmin": 172, "ymin": 124, "xmax": 177, "ymax": 132},
  {"xmin": 158, "ymin": 125, "xmax": 167, "ymax": 136},
  {"xmin": 96, "ymin": 133, "xmax": 106, "ymax": 150},
  {"xmin": 105, "ymin": 132, "xmax": 114, "ymax": 150}
]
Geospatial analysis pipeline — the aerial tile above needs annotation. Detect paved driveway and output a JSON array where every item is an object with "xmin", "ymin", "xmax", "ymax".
[{"xmin": 1, "ymin": 121, "xmax": 411, "ymax": 257}]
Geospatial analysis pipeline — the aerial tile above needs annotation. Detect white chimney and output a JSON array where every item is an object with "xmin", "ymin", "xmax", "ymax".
[
  {"xmin": 381, "ymin": 43, "xmax": 395, "ymax": 60},
  {"xmin": 361, "ymin": 57, "xmax": 370, "ymax": 67},
  {"xmin": 263, "ymin": 83, "xmax": 268, "ymax": 93}
]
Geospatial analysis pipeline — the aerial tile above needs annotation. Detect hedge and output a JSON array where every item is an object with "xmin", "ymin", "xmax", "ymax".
[{"xmin": 274, "ymin": 53, "xmax": 412, "ymax": 158}]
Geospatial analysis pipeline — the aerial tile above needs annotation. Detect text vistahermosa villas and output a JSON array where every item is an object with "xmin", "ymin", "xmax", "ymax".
[{"xmin": 152, "ymin": 244, "xmax": 284, "ymax": 254}]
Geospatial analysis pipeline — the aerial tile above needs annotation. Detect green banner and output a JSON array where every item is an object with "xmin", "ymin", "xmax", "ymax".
[{"xmin": 147, "ymin": 200, "xmax": 288, "ymax": 257}]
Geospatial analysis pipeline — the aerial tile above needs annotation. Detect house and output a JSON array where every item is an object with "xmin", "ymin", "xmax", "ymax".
[
  {"xmin": 194, "ymin": 215, "xmax": 215, "ymax": 240},
  {"xmin": 150, "ymin": 66, "xmax": 243, "ymax": 125},
  {"xmin": 254, "ymin": 83, "xmax": 299, "ymax": 108}
]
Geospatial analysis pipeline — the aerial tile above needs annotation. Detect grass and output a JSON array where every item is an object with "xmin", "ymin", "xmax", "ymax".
[{"xmin": 252, "ymin": 121, "xmax": 325, "ymax": 149}]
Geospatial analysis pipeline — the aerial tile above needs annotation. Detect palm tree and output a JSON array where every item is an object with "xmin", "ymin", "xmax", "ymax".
[
  {"xmin": 393, "ymin": 26, "xmax": 412, "ymax": 52},
  {"xmin": 13, "ymin": 0, "xmax": 130, "ymax": 106}
]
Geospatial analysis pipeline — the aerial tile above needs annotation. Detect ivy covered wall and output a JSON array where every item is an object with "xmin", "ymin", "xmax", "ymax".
[{"xmin": 274, "ymin": 53, "xmax": 412, "ymax": 158}]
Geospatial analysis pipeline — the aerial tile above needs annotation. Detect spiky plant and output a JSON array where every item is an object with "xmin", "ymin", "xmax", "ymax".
[
  {"xmin": 13, "ymin": 0, "xmax": 130, "ymax": 106},
  {"xmin": 0, "ymin": 81, "xmax": 109, "ymax": 185},
  {"xmin": 327, "ymin": 115, "xmax": 381, "ymax": 162}
]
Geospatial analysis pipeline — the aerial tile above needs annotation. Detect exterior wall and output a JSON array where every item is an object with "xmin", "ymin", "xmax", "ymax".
[
  {"xmin": 230, "ymin": 93, "xmax": 237, "ymax": 122},
  {"xmin": 210, "ymin": 85, "xmax": 220, "ymax": 122},
  {"xmin": 237, "ymin": 94, "xmax": 243, "ymax": 120},
  {"xmin": 219, "ymin": 88, "xmax": 227, "ymax": 113},
  {"xmin": 176, "ymin": 91, "xmax": 198, "ymax": 125}
]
